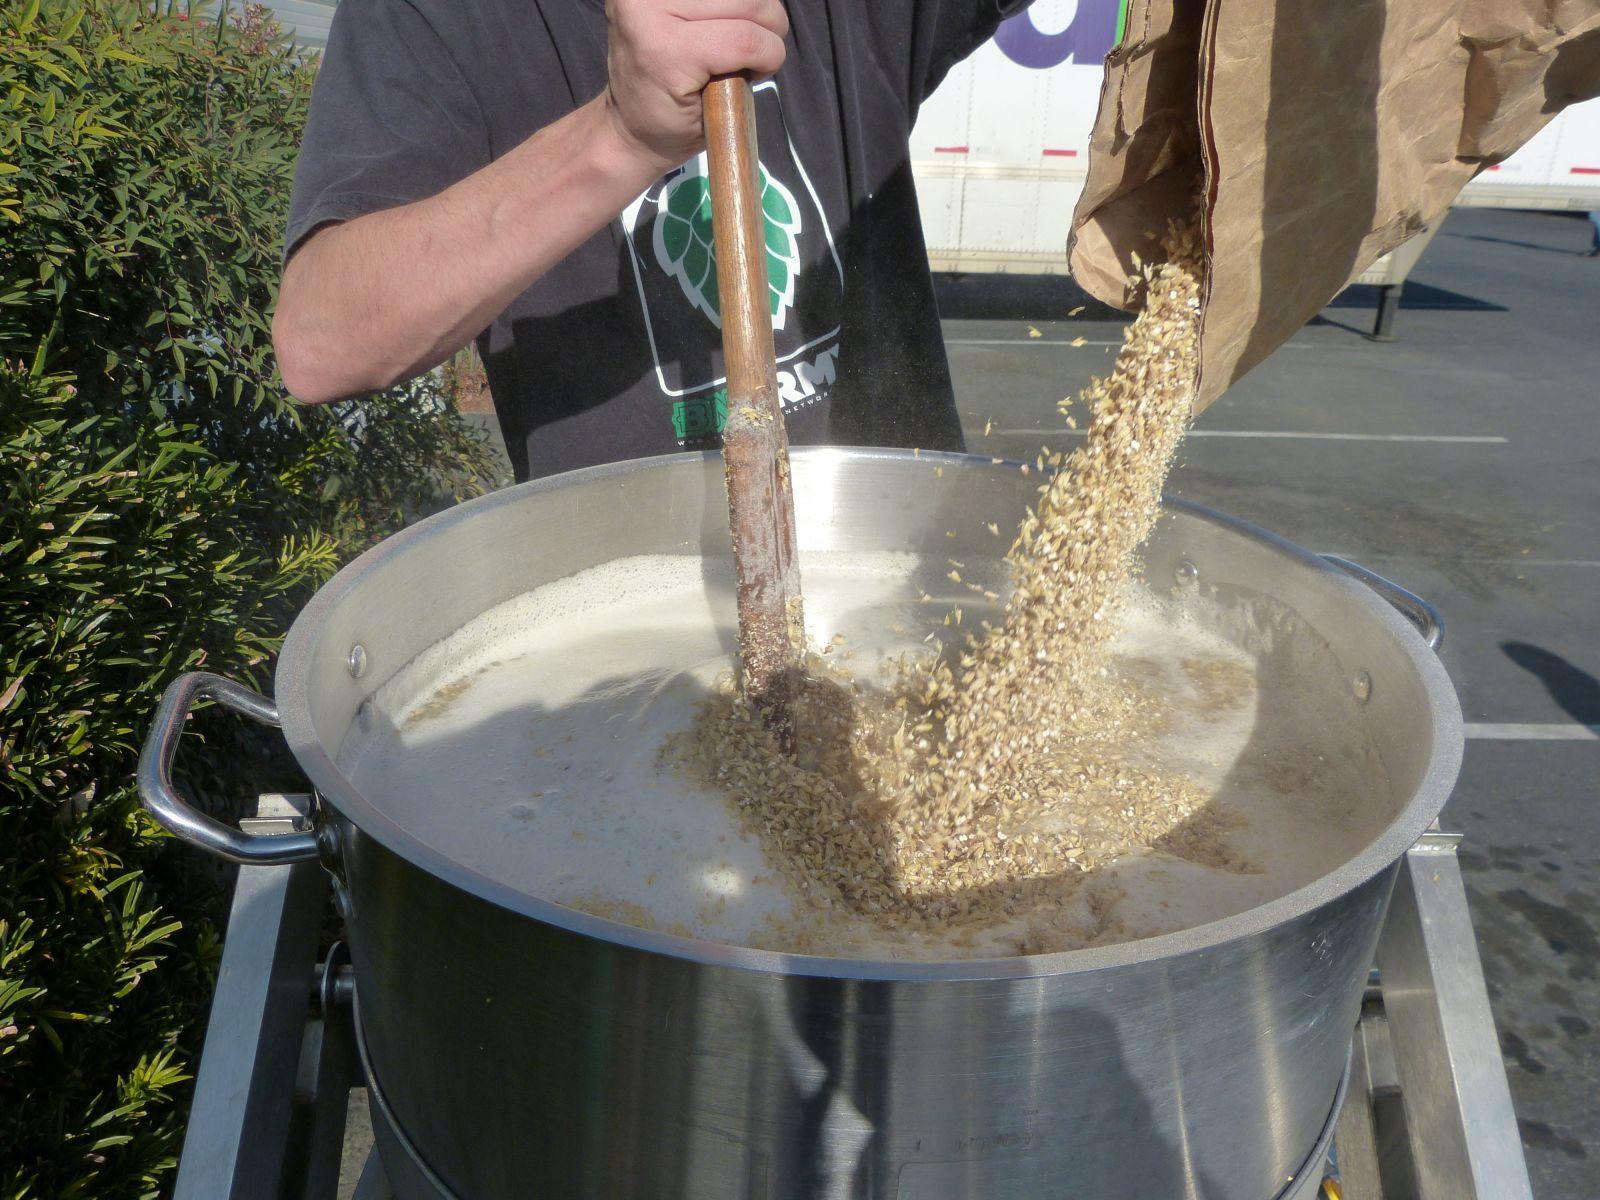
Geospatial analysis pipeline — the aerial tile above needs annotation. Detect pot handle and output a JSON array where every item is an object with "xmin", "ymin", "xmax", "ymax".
[
  {"xmin": 1321, "ymin": 556, "xmax": 1443, "ymax": 652},
  {"xmin": 137, "ymin": 671, "xmax": 323, "ymax": 865}
]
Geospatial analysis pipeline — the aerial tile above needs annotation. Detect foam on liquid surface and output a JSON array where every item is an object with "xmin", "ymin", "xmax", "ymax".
[{"xmin": 337, "ymin": 551, "xmax": 1394, "ymax": 959}]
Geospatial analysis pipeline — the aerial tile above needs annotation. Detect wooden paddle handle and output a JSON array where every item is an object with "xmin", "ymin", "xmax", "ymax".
[{"xmin": 704, "ymin": 76, "xmax": 802, "ymax": 750}]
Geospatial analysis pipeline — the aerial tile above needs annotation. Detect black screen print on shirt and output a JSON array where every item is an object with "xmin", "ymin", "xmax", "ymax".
[{"xmin": 620, "ymin": 81, "xmax": 844, "ymax": 448}]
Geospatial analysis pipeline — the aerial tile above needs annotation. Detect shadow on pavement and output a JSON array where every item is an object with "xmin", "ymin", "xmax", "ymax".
[
  {"xmin": 932, "ymin": 272, "xmax": 1128, "ymax": 322},
  {"xmin": 1443, "ymin": 232, "xmax": 1596, "ymax": 257},
  {"xmin": 1502, "ymin": 641, "xmax": 1600, "ymax": 724},
  {"xmin": 1323, "ymin": 281, "xmax": 1507, "ymax": 313}
]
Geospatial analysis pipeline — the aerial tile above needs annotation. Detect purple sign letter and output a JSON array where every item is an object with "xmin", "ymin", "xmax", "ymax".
[{"xmin": 993, "ymin": 0, "xmax": 1120, "ymax": 70}]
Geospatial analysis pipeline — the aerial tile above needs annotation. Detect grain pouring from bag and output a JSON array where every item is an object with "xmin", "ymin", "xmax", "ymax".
[{"xmin": 676, "ymin": 218, "xmax": 1214, "ymax": 935}]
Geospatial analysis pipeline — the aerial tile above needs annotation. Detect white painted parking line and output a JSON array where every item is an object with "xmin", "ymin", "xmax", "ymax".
[
  {"xmin": 948, "ymin": 338, "xmax": 1126, "ymax": 347},
  {"xmin": 1281, "ymin": 555, "xmax": 1600, "ymax": 569},
  {"xmin": 1184, "ymin": 431, "xmax": 1509, "ymax": 444},
  {"xmin": 946, "ymin": 337, "xmax": 1342, "ymax": 349},
  {"xmin": 986, "ymin": 428, "xmax": 1508, "ymax": 444},
  {"xmin": 1464, "ymin": 723, "xmax": 1600, "ymax": 741}
]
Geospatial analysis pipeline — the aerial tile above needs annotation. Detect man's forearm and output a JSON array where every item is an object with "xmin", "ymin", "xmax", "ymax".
[{"xmin": 274, "ymin": 95, "xmax": 668, "ymax": 404}]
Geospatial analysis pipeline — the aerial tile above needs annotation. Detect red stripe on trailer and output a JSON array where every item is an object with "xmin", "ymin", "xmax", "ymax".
[
  {"xmin": 934, "ymin": 145, "xmax": 969, "ymax": 154},
  {"xmin": 1484, "ymin": 164, "xmax": 1500, "ymax": 171},
  {"xmin": 1042, "ymin": 148, "xmax": 1080, "ymax": 157},
  {"xmin": 1571, "ymin": 166, "xmax": 1600, "ymax": 175}
]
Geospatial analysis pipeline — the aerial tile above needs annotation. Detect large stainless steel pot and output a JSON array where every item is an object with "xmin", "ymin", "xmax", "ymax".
[{"xmin": 140, "ymin": 448, "xmax": 1462, "ymax": 1200}]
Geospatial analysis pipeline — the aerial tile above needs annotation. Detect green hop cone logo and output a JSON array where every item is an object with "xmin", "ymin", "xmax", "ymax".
[{"xmin": 653, "ymin": 158, "xmax": 803, "ymax": 331}]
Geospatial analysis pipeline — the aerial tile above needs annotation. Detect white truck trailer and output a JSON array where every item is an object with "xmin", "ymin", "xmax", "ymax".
[{"xmin": 910, "ymin": 0, "xmax": 1600, "ymax": 336}]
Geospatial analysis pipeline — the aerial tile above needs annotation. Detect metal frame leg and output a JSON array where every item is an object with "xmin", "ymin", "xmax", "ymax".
[
  {"xmin": 1370, "ymin": 284, "xmax": 1403, "ymax": 342},
  {"xmin": 174, "ymin": 847, "xmax": 329, "ymax": 1199},
  {"xmin": 173, "ymin": 794, "xmax": 377, "ymax": 1199},
  {"xmin": 1373, "ymin": 835, "xmax": 1534, "ymax": 1200},
  {"xmin": 352, "ymin": 1155, "xmax": 398, "ymax": 1200},
  {"xmin": 284, "ymin": 1007, "xmax": 357, "ymax": 1196},
  {"xmin": 1335, "ymin": 1010, "xmax": 1388, "ymax": 1198}
]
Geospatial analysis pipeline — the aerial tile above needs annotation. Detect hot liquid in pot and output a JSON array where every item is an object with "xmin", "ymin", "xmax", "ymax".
[{"xmin": 337, "ymin": 549, "xmax": 1395, "ymax": 960}]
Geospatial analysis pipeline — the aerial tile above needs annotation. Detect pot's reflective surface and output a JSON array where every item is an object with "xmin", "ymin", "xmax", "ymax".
[{"xmin": 273, "ymin": 449, "xmax": 1462, "ymax": 1199}]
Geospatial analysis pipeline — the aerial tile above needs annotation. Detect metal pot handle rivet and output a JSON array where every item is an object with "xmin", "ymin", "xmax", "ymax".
[{"xmin": 137, "ymin": 671, "xmax": 322, "ymax": 865}]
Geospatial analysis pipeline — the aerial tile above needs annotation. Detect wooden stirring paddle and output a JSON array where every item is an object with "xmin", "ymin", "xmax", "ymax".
[{"xmin": 703, "ymin": 76, "xmax": 802, "ymax": 754}]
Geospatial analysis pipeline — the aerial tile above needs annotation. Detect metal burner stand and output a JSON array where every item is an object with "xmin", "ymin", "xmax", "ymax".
[{"xmin": 171, "ymin": 796, "xmax": 1533, "ymax": 1200}]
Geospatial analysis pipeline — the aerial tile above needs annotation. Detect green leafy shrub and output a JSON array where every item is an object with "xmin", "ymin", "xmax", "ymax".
[
  {"xmin": 0, "ymin": 360, "xmax": 329, "ymax": 1198},
  {"xmin": 0, "ymin": 3, "xmax": 505, "ymax": 1195}
]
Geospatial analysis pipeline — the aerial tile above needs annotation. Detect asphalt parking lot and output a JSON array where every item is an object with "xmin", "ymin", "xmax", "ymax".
[
  {"xmin": 446, "ymin": 204, "xmax": 1595, "ymax": 1199},
  {"xmin": 940, "ymin": 204, "xmax": 1599, "ymax": 1199}
]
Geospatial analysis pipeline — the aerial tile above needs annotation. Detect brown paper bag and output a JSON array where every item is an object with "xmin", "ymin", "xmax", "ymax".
[{"xmin": 1068, "ymin": 0, "xmax": 1600, "ymax": 410}]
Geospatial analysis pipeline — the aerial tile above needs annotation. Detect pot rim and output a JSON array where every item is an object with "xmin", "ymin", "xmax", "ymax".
[{"xmin": 276, "ymin": 446, "xmax": 1463, "ymax": 982}]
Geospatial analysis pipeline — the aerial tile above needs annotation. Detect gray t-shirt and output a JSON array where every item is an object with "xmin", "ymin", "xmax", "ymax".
[{"xmin": 287, "ymin": 0, "xmax": 1023, "ymax": 481}]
